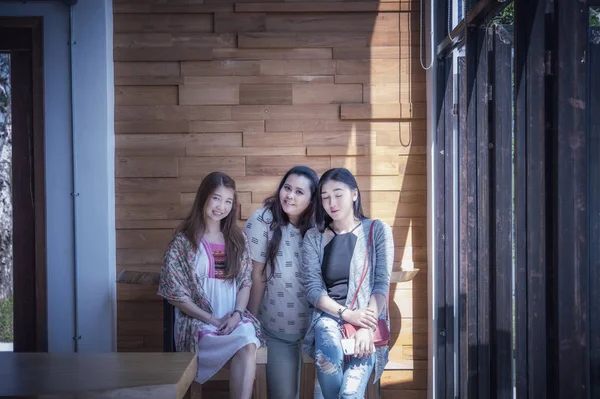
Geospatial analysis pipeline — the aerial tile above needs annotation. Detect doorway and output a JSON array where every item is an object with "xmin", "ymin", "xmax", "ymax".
[{"xmin": 0, "ymin": 17, "xmax": 47, "ymax": 352}]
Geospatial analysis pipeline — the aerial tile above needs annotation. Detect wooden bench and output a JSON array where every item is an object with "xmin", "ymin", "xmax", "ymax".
[
  {"xmin": 182, "ymin": 346, "xmax": 317, "ymax": 399},
  {"xmin": 164, "ymin": 298, "xmax": 385, "ymax": 399},
  {"xmin": 118, "ymin": 269, "xmax": 421, "ymax": 399}
]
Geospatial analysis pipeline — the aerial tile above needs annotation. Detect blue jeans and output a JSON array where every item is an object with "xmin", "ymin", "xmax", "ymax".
[
  {"xmin": 313, "ymin": 314, "xmax": 375, "ymax": 399},
  {"xmin": 265, "ymin": 328, "xmax": 303, "ymax": 399}
]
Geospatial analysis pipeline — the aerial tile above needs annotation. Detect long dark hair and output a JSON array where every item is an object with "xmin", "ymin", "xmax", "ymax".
[
  {"xmin": 316, "ymin": 168, "xmax": 366, "ymax": 232},
  {"xmin": 261, "ymin": 166, "xmax": 319, "ymax": 280},
  {"xmin": 177, "ymin": 172, "xmax": 245, "ymax": 281}
]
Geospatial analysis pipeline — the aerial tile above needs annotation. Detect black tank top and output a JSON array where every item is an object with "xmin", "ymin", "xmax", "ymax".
[{"xmin": 322, "ymin": 223, "xmax": 361, "ymax": 306}]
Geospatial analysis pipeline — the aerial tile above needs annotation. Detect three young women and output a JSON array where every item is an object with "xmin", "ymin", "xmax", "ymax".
[
  {"xmin": 158, "ymin": 166, "xmax": 394, "ymax": 399},
  {"xmin": 158, "ymin": 172, "xmax": 263, "ymax": 399}
]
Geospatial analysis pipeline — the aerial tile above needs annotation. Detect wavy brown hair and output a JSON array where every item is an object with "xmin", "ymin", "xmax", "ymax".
[
  {"xmin": 261, "ymin": 166, "xmax": 319, "ymax": 281},
  {"xmin": 177, "ymin": 172, "xmax": 245, "ymax": 280}
]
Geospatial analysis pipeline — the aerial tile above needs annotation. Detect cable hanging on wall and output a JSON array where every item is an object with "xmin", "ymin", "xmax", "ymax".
[
  {"xmin": 420, "ymin": 0, "xmax": 434, "ymax": 70},
  {"xmin": 419, "ymin": 0, "xmax": 466, "ymax": 69},
  {"xmin": 446, "ymin": 0, "xmax": 466, "ymax": 46}
]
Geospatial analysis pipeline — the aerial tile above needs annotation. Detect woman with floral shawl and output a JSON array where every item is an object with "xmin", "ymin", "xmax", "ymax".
[{"xmin": 158, "ymin": 172, "xmax": 263, "ymax": 399}]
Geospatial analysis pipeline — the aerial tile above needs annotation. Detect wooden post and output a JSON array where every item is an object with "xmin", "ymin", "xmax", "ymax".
[
  {"xmin": 252, "ymin": 364, "xmax": 267, "ymax": 399},
  {"xmin": 364, "ymin": 373, "xmax": 379, "ymax": 399},
  {"xmin": 552, "ymin": 0, "xmax": 590, "ymax": 396},
  {"xmin": 490, "ymin": 24, "xmax": 514, "ymax": 399},
  {"xmin": 588, "ymin": 24, "xmax": 600, "ymax": 399},
  {"xmin": 514, "ymin": 0, "xmax": 548, "ymax": 397},
  {"xmin": 300, "ymin": 362, "xmax": 316, "ymax": 399},
  {"xmin": 433, "ymin": 55, "xmax": 451, "ymax": 399},
  {"xmin": 442, "ymin": 56, "xmax": 455, "ymax": 399},
  {"xmin": 475, "ymin": 22, "xmax": 491, "ymax": 399},
  {"xmin": 189, "ymin": 381, "xmax": 202, "ymax": 399}
]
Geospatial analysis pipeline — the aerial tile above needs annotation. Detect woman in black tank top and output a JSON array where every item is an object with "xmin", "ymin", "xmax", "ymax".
[{"xmin": 301, "ymin": 168, "xmax": 394, "ymax": 399}]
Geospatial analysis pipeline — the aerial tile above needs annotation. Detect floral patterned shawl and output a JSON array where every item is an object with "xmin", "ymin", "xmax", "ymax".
[{"xmin": 158, "ymin": 232, "xmax": 264, "ymax": 352}]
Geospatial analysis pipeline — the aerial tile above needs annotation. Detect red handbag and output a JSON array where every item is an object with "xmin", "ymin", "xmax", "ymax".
[
  {"xmin": 341, "ymin": 319, "xmax": 390, "ymax": 347},
  {"xmin": 340, "ymin": 220, "xmax": 390, "ymax": 347}
]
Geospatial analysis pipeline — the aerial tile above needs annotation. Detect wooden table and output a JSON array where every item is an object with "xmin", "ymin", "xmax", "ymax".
[{"xmin": 0, "ymin": 352, "xmax": 197, "ymax": 398}]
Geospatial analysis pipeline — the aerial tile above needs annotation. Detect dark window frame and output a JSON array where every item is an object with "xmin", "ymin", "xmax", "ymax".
[{"xmin": 0, "ymin": 17, "xmax": 47, "ymax": 353}]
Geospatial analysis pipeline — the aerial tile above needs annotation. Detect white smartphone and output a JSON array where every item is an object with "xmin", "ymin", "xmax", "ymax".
[{"xmin": 341, "ymin": 338, "xmax": 355, "ymax": 356}]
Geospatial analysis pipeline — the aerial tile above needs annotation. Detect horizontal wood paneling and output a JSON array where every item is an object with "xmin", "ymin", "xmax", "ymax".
[
  {"xmin": 114, "ymin": 47, "xmax": 213, "ymax": 62},
  {"xmin": 114, "ymin": 2, "xmax": 427, "ymax": 396},
  {"xmin": 235, "ymin": 2, "xmax": 419, "ymax": 13},
  {"xmin": 114, "ymin": 4, "xmax": 234, "ymax": 14},
  {"xmin": 113, "ymin": 14, "xmax": 214, "ymax": 33},
  {"xmin": 179, "ymin": 83, "xmax": 240, "ymax": 105},
  {"xmin": 115, "ymin": 86, "xmax": 179, "ymax": 106},
  {"xmin": 239, "ymin": 83, "xmax": 293, "ymax": 105},
  {"xmin": 238, "ymin": 32, "xmax": 370, "ymax": 49}
]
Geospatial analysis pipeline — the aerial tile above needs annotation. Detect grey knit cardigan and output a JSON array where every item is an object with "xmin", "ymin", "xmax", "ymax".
[{"xmin": 300, "ymin": 218, "xmax": 394, "ymax": 382}]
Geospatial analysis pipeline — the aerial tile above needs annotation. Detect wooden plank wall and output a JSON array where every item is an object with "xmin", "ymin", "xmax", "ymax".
[{"xmin": 113, "ymin": 1, "xmax": 427, "ymax": 397}]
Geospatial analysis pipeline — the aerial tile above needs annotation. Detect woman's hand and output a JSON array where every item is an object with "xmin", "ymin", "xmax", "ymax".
[
  {"xmin": 353, "ymin": 328, "xmax": 375, "ymax": 358},
  {"xmin": 209, "ymin": 312, "xmax": 232, "ymax": 330},
  {"xmin": 343, "ymin": 308, "xmax": 378, "ymax": 330},
  {"xmin": 218, "ymin": 311, "xmax": 242, "ymax": 335}
]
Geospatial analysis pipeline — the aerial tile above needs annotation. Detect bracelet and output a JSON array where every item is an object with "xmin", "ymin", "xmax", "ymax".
[
  {"xmin": 337, "ymin": 307, "xmax": 348, "ymax": 321},
  {"xmin": 233, "ymin": 309, "xmax": 244, "ymax": 320}
]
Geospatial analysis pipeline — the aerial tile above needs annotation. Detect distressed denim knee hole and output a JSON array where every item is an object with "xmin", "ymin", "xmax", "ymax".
[
  {"xmin": 315, "ymin": 350, "xmax": 340, "ymax": 375},
  {"xmin": 341, "ymin": 375, "xmax": 362, "ymax": 397},
  {"xmin": 341, "ymin": 363, "xmax": 370, "ymax": 397}
]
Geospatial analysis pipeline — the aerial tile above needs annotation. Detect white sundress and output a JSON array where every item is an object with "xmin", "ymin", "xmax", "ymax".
[{"xmin": 174, "ymin": 240, "xmax": 260, "ymax": 383}]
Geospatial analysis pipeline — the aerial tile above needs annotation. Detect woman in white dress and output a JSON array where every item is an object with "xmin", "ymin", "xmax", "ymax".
[{"xmin": 158, "ymin": 172, "xmax": 264, "ymax": 399}]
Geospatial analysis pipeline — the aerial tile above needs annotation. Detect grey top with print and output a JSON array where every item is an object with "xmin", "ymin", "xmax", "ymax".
[
  {"xmin": 244, "ymin": 207, "xmax": 311, "ymax": 336},
  {"xmin": 301, "ymin": 218, "xmax": 394, "ymax": 382}
]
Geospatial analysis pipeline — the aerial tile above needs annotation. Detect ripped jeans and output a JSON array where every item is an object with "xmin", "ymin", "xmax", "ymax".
[{"xmin": 313, "ymin": 313, "xmax": 375, "ymax": 399}]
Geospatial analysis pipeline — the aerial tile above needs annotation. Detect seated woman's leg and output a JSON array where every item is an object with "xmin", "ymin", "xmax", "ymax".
[
  {"xmin": 265, "ymin": 330, "xmax": 302, "ymax": 399},
  {"xmin": 314, "ymin": 314, "xmax": 344, "ymax": 399},
  {"xmin": 339, "ymin": 353, "xmax": 375, "ymax": 399},
  {"xmin": 230, "ymin": 343, "xmax": 257, "ymax": 399}
]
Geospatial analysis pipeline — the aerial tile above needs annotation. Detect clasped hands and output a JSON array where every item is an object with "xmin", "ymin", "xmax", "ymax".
[
  {"xmin": 343, "ymin": 307, "xmax": 378, "ymax": 358},
  {"xmin": 209, "ymin": 311, "xmax": 242, "ymax": 335}
]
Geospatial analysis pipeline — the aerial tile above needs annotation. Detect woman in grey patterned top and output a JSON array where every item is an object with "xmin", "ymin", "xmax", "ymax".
[
  {"xmin": 302, "ymin": 168, "xmax": 394, "ymax": 399},
  {"xmin": 244, "ymin": 166, "xmax": 319, "ymax": 399}
]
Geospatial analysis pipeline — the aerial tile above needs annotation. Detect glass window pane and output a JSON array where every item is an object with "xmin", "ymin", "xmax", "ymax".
[{"xmin": 0, "ymin": 52, "xmax": 13, "ymax": 352}]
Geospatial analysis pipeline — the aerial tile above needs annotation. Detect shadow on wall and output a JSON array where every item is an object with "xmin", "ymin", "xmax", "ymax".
[
  {"xmin": 345, "ymin": 7, "xmax": 427, "ymax": 392},
  {"xmin": 113, "ymin": 2, "xmax": 428, "ymax": 396}
]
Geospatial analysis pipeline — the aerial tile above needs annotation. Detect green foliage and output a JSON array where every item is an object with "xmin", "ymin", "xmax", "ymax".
[
  {"xmin": 0, "ymin": 297, "xmax": 13, "ymax": 342},
  {"xmin": 0, "ymin": 54, "xmax": 9, "ymax": 131},
  {"xmin": 591, "ymin": 8, "xmax": 600, "ymax": 27},
  {"xmin": 493, "ymin": 2, "xmax": 514, "ymax": 26},
  {"xmin": 492, "ymin": 4, "xmax": 599, "ymax": 27}
]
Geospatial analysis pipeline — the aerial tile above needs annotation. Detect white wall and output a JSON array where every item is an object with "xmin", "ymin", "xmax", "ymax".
[
  {"xmin": 0, "ymin": 0, "xmax": 115, "ymax": 352},
  {"xmin": 71, "ymin": 0, "xmax": 116, "ymax": 352}
]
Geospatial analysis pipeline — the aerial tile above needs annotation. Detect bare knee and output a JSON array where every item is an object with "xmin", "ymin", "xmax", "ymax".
[{"xmin": 235, "ymin": 343, "xmax": 257, "ymax": 360}]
